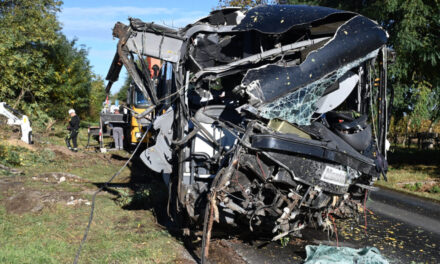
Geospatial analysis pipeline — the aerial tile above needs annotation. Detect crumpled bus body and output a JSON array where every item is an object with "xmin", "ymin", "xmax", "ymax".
[{"xmin": 106, "ymin": 5, "xmax": 390, "ymax": 240}]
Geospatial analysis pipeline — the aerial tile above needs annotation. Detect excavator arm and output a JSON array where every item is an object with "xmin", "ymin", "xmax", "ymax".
[{"xmin": 0, "ymin": 102, "xmax": 32, "ymax": 144}]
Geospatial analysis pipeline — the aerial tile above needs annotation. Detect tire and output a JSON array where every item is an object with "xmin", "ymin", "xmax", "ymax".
[{"xmin": 28, "ymin": 132, "xmax": 33, "ymax": 144}]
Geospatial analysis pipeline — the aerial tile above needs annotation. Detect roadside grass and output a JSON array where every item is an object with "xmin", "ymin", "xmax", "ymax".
[
  {"xmin": 375, "ymin": 147, "xmax": 440, "ymax": 202},
  {"xmin": 0, "ymin": 125, "xmax": 186, "ymax": 263},
  {"xmin": 0, "ymin": 199, "xmax": 181, "ymax": 263}
]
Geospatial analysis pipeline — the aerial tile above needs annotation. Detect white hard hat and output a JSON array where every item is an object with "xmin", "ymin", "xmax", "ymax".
[{"xmin": 68, "ymin": 109, "xmax": 75, "ymax": 114}]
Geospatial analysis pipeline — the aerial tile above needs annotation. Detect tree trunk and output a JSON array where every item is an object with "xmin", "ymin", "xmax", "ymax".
[
  {"xmin": 405, "ymin": 118, "xmax": 411, "ymax": 148},
  {"xmin": 428, "ymin": 121, "xmax": 434, "ymax": 133},
  {"xmin": 45, "ymin": 119, "xmax": 56, "ymax": 133},
  {"xmin": 13, "ymin": 88, "xmax": 25, "ymax": 109}
]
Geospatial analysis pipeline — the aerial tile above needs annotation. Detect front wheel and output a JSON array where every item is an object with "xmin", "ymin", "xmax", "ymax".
[{"xmin": 28, "ymin": 131, "xmax": 33, "ymax": 144}]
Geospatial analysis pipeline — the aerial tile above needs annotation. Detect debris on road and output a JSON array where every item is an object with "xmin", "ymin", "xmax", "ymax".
[{"xmin": 304, "ymin": 245, "xmax": 389, "ymax": 264}]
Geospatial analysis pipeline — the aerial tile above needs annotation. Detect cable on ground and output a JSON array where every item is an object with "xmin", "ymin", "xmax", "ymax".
[{"xmin": 73, "ymin": 118, "xmax": 155, "ymax": 264}]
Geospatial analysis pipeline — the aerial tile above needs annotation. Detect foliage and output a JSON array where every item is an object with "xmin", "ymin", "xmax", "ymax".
[
  {"xmin": 88, "ymin": 76, "xmax": 106, "ymax": 121},
  {"xmin": 0, "ymin": 0, "xmax": 106, "ymax": 124},
  {"xmin": 0, "ymin": 142, "xmax": 55, "ymax": 167},
  {"xmin": 430, "ymin": 185, "xmax": 440, "ymax": 194},
  {"xmin": 0, "ymin": 0, "xmax": 61, "ymax": 115},
  {"xmin": 280, "ymin": 235, "xmax": 290, "ymax": 247},
  {"xmin": 43, "ymin": 34, "xmax": 93, "ymax": 120},
  {"xmin": 115, "ymin": 74, "xmax": 132, "ymax": 103},
  {"xmin": 0, "ymin": 144, "xmax": 22, "ymax": 166},
  {"xmin": 115, "ymin": 187, "xmax": 152, "ymax": 208},
  {"xmin": 403, "ymin": 182, "xmax": 422, "ymax": 192}
]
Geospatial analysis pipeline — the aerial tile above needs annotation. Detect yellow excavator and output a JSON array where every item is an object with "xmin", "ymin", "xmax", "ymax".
[{"xmin": 87, "ymin": 57, "xmax": 161, "ymax": 151}]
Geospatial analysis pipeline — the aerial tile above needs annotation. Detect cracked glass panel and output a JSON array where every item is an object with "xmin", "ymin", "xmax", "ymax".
[{"xmin": 259, "ymin": 49, "xmax": 380, "ymax": 125}]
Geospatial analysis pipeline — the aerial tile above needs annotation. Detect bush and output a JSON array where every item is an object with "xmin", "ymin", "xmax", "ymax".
[
  {"xmin": 0, "ymin": 144, "xmax": 22, "ymax": 166},
  {"xmin": 25, "ymin": 149, "xmax": 56, "ymax": 165},
  {"xmin": 430, "ymin": 185, "xmax": 440, "ymax": 194},
  {"xmin": 403, "ymin": 182, "xmax": 423, "ymax": 192},
  {"xmin": 0, "ymin": 143, "xmax": 55, "ymax": 167}
]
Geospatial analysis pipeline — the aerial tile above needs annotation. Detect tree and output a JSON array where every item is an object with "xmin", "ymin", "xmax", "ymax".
[
  {"xmin": 0, "ymin": 0, "xmax": 106, "ymax": 126},
  {"xmin": 44, "ymin": 35, "xmax": 93, "ymax": 120},
  {"xmin": 88, "ymin": 76, "xmax": 106, "ymax": 121},
  {"xmin": 115, "ymin": 74, "xmax": 132, "ymax": 103},
  {"xmin": 0, "ymin": 0, "xmax": 61, "ymax": 109}
]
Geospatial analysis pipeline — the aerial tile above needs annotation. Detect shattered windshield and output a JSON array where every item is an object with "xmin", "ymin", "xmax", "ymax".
[{"xmin": 260, "ymin": 49, "xmax": 379, "ymax": 125}]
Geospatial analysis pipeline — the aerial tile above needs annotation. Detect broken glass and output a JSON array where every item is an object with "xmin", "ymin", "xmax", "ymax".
[{"xmin": 259, "ymin": 49, "xmax": 380, "ymax": 125}]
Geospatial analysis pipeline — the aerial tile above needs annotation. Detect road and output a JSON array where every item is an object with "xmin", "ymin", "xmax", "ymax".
[{"xmin": 206, "ymin": 188, "xmax": 440, "ymax": 263}]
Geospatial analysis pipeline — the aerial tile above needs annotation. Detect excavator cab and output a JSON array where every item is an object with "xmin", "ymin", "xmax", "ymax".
[{"xmin": 126, "ymin": 83, "xmax": 153, "ymax": 145}]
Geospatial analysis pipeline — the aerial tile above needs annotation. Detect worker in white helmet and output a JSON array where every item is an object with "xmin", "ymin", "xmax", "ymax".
[{"xmin": 66, "ymin": 109, "xmax": 80, "ymax": 152}]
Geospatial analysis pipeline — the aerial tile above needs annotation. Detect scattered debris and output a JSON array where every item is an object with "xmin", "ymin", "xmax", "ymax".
[
  {"xmin": 304, "ymin": 244, "xmax": 389, "ymax": 264},
  {"xmin": 33, "ymin": 172, "xmax": 84, "ymax": 183},
  {"xmin": 66, "ymin": 196, "xmax": 91, "ymax": 206}
]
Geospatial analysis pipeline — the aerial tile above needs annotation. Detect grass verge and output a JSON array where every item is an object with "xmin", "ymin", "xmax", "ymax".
[
  {"xmin": 375, "ymin": 147, "xmax": 440, "ymax": 202},
  {"xmin": 0, "ymin": 125, "xmax": 187, "ymax": 263}
]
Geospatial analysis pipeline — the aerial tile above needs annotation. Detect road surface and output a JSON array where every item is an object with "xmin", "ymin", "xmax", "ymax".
[{"xmin": 205, "ymin": 188, "xmax": 440, "ymax": 263}]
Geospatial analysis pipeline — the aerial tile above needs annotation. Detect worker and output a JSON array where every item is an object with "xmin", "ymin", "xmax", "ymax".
[
  {"xmin": 66, "ymin": 109, "xmax": 80, "ymax": 152},
  {"xmin": 111, "ymin": 109, "xmax": 124, "ymax": 150}
]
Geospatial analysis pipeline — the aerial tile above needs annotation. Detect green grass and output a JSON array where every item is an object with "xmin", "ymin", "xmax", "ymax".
[
  {"xmin": 0, "ymin": 125, "xmax": 185, "ymax": 263},
  {"xmin": 375, "ymin": 147, "xmax": 440, "ymax": 202},
  {"xmin": 0, "ymin": 200, "xmax": 181, "ymax": 263}
]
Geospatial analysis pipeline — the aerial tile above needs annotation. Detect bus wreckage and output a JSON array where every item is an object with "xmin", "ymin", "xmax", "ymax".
[{"xmin": 105, "ymin": 4, "xmax": 390, "ymax": 256}]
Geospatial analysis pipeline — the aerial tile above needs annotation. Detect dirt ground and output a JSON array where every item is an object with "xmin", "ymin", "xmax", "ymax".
[{"xmin": 0, "ymin": 126, "xmax": 195, "ymax": 263}]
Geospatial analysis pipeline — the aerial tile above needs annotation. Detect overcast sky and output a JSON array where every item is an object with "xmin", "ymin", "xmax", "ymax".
[{"xmin": 58, "ymin": 0, "xmax": 217, "ymax": 93}]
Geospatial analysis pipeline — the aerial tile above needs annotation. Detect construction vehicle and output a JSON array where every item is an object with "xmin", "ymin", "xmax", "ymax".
[
  {"xmin": 0, "ymin": 102, "xmax": 32, "ymax": 144},
  {"xmin": 88, "ymin": 58, "xmax": 161, "ymax": 151}
]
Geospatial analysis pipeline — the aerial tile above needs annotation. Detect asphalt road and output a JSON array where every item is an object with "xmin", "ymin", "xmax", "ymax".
[{"xmin": 208, "ymin": 188, "xmax": 440, "ymax": 264}]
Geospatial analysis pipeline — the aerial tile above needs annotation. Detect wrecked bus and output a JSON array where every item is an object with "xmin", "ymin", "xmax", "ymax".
[{"xmin": 105, "ymin": 4, "xmax": 390, "ymax": 258}]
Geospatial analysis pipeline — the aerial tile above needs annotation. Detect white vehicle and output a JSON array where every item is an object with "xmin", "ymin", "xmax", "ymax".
[{"xmin": 0, "ymin": 102, "xmax": 33, "ymax": 144}]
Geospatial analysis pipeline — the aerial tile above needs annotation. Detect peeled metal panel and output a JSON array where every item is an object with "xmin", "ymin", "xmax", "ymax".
[
  {"xmin": 194, "ymin": 124, "xmax": 237, "ymax": 157},
  {"xmin": 125, "ymin": 32, "xmax": 183, "ymax": 63},
  {"xmin": 315, "ymin": 72, "xmax": 359, "ymax": 114},
  {"xmin": 242, "ymin": 15, "xmax": 388, "ymax": 104},
  {"xmin": 234, "ymin": 5, "xmax": 354, "ymax": 33}
]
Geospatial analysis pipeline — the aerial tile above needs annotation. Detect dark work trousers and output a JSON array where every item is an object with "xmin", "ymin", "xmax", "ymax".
[
  {"xmin": 112, "ymin": 126, "xmax": 124, "ymax": 150},
  {"xmin": 66, "ymin": 130, "xmax": 79, "ymax": 149}
]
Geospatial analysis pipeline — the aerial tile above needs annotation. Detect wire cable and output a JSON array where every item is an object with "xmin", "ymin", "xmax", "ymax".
[{"xmin": 73, "ymin": 114, "xmax": 157, "ymax": 264}]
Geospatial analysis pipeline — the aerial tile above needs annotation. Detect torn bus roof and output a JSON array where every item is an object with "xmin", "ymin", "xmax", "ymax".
[{"xmin": 241, "ymin": 15, "xmax": 387, "ymax": 105}]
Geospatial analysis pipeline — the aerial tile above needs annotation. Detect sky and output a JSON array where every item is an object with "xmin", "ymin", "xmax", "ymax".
[{"xmin": 58, "ymin": 0, "xmax": 218, "ymax": 93}]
